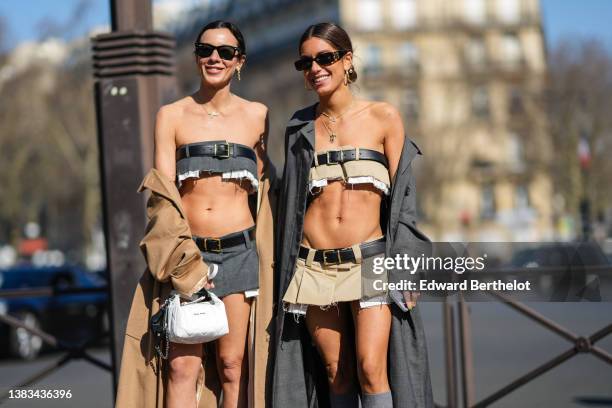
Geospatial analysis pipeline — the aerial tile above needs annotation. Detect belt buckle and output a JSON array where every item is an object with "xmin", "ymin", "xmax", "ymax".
[
  {"xmin": 214, "ymin": 142, "xmax": 231, "ymax": 158},
  {"xmin": 204, "ymin": 238, "xmax": 222, "ymax": 252},
  {"xmin": 322, "ymin": 249, "xmax": 341, "ymax": 265},
  {"xmin": 326, "ymin": 150, "xmax": 343, "ymax": 165}
]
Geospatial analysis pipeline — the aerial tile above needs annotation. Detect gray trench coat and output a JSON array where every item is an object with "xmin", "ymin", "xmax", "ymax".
[{"xmin": 272, "ymin": 103, "xmax": 434, "ymax": 408}]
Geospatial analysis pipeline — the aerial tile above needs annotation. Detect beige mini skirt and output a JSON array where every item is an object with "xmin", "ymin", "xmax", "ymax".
[{"xmin": 282, "ymin": 239, "xmax": 391, "ymax": 315}]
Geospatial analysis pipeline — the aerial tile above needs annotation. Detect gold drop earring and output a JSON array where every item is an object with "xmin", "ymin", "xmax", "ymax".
[
  {"xmin": 343, "ymin": 70, "xmax": 349, "ymax": 86},
  {"xmin": 236, "ymin": 67, "xmax": 242, "ymax": 81}
]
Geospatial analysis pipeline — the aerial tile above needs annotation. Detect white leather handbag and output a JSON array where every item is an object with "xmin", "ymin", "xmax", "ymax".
[
  {"xmin": 151, "ymin": 265, "xmax": 228, "ymax": 358},
  {"xmin": 166, "ymin": 289, "xmax": 229, "ymax": 344}
]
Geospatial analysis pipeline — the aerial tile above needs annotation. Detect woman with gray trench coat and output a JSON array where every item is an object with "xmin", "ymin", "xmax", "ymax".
[{"xmin": 272, "ymin": 23, "xmax": 434, "ymax": 408}]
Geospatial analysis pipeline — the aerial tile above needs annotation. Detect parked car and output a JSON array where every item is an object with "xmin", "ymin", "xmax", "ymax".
[
  {"xmin": 509, "ymin": 242, "xmax": 610, "ymax": 301},
  {"xmin": 0, "ymin": 265, "xmax": 109, "ymax": 360}
]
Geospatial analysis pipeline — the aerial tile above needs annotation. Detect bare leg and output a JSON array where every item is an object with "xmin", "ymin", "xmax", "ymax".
[
  {"xmin": 167, "ymin": 342, "xmax": 203, "ymax": 408},
  {"xmin": 305, "ymin": 303, "xmax": 357, "ymax": 397},
  {"xmin": 216, "ymin": 293, "xmax": 252, "ymax": 408},
  {"xmin": 350, "ymin": 302, "xmax": 391, "ymax": 394}
]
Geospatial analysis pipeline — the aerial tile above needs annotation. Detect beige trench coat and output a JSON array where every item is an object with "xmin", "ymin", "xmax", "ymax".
[{"xmin": 115, "ymin": 166, "xmax": 276, "ymax": 408}]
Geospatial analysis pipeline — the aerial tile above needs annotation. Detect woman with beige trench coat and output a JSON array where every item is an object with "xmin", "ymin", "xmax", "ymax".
[{"xmin": 115, "ymin": 20, "xmax": 277, "ymax": 408}]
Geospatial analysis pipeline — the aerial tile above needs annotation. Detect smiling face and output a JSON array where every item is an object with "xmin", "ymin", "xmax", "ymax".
[
  {"xmin": 300, "ymin": 37, "xmax": 352, "ymax": 97},
  {"xmin": 196, "ymin": 28, "xmax": 245, "ymax": 88}
]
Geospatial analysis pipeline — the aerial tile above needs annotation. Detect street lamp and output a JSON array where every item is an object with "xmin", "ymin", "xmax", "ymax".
[{"xmin": 92, "ymin": 0, "xmax": 177, "ymax": 394}]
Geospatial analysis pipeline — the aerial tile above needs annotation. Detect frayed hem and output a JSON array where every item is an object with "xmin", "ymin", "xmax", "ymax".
[
  {"xmin": 176, "ymin": 169, "xmax": 258, "ymax": 192},
  {"xmin": 283, "ymin": 301, "xmax": 343, "ymax": 321}
]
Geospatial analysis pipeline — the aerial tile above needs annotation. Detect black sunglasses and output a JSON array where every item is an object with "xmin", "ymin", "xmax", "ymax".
[
  {"xmin": 194, "ymin": 42, "xmax": 241, "ymax": 60},
  {"xmin": 294, "ymin": 50, "xmax": 349, "ymax": 71}
]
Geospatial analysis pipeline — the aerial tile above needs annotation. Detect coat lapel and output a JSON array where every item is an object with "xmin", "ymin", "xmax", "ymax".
[
  {"xmin": 389, "ymin": 138, "xmax": 422, "ymax": 237},
  {"xmin": 287, "ymin": 103, "xmax": 316, "ymax": 151}
]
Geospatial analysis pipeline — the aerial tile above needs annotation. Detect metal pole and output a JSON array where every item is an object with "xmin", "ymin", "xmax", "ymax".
[
  {"xmin": 443, "ymin": 299, "xmax": 458, "ymax": 408},
  {"xmin": 93, "ymin": 0, "xmax": 177, "ymax": 396},
  {"xmin": 458, "ymin": 297, "xmax": 475, "ymax": 408},
  {"xmin": 110, "ymin": 0, "xmax": 153, "ymax": 31}
]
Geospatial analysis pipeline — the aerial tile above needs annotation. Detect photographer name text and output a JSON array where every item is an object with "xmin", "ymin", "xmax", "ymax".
[{"xmin": 373, "ymin": 279, "xmax": 532, "ymax": 292}]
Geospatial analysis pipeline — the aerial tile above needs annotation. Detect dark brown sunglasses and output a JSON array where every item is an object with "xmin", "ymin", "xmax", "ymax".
[
  {"xmin": 194, "ymin": 42, "xmax": 241, "ymax": 60},
  {"xmin": 294, "ymin": 50, "xmax": 349, "ymax": 71}
]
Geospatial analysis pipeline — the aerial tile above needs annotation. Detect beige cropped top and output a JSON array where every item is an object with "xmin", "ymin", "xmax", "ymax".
[{"xmin": 308, "ymin": 146, "xmax": 391, "ymax": 196}]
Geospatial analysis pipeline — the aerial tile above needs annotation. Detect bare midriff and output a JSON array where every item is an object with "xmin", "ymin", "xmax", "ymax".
[
  {"xmin": 179, "ymin": 174, "xmax": 254, "ymax": 238},
  {"xmin": 302, "ymin": 181, "xmax": 384, "ymax": 249}
]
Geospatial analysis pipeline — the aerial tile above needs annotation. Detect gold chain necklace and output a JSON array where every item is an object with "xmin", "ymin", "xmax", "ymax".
[
  {"xmin": 318, "ymin": 100, "xmax": 355, "ymax": 143},
  {"xmin": 321, "ymin": 119, "xmax": 337, "ymax": 143},
  {"xmin": 199, "ymin": 94, "xmax": 234, "ymax": 118},
  {"xmin": 201, "ymin": 104, "xmax": 220, "ymax": 118}
]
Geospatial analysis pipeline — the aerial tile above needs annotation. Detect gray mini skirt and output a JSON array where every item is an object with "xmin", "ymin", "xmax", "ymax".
[{"xmin": 194, "ymin": 229, "xmax": 259, "ymax": 299}]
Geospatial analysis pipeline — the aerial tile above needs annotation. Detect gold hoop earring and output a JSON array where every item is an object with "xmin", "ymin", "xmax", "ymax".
[
  {"xmin": 343, "ymin": 70, "xmax": 349, "ymax": 86},
  {"xmin": 236, "ymin": 68, "xmax": 242, "ymax": 81}
]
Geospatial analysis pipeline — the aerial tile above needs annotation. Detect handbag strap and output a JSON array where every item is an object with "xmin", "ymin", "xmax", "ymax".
[
  {"xmin": 154, "ymin": 296, "xmax": 173, "ymax": 360},
  {"xmin": 155, "ymin": 329, "xmax": 170, "ymax": 360}
]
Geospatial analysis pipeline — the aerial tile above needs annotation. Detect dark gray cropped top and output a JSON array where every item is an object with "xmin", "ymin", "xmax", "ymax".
[{"xmin": 175, "ymin": 140, "xmax": 258, "ymax": 193}]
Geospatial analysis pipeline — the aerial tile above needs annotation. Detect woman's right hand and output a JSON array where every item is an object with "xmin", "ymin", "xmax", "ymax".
[
  {"xmin": 203, "ymin": 278, "xmax": 215, "ymax": 290},
  {"xmin": 204, "ymin": 263, "xmax": 218, "ymax": 290}
]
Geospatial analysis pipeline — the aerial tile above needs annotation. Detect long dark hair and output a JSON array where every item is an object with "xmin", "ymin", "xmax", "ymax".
[
  {"xmin": 195, "ymin": 20, "xmax": 246, "ymax": 56},
  {"xmin": 298, "ymin": 22, "xmax": 357, "ymax": 83}
]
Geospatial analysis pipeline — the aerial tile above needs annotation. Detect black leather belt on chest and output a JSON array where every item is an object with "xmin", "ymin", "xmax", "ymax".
[
  {"xmin": 298, "ymin": 237, "xmax": 386, "ymax": 265},
  {"xmin": 177, "ymin": 141, "xmax": 257, "ymax": 162},
  {"xmin": 314, "ymin": 148, "xmax": 388, "ymax": 167},
  {"xmin": 193, "ymin": 227, "xmax": 255, "ymax": 253}
]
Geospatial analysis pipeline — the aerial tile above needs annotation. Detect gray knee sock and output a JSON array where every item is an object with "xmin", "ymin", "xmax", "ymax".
[
  {"xmin": 361, "ymin": 391, "xmax": 393, "ymax": 408},
  {"xmin": 330, "ymin": 390, "xmax": 359, "ymax": 408}
]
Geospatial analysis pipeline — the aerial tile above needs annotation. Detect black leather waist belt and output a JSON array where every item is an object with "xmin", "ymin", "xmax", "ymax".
[
  {"xmin": 177, "ymin": 141, "xmax": 257, "ymax": 162},
  {"xmin": 194, "ymin": 227, "xmax": 255, "ymax": 252},
  {"xmin": 298, "ymin": 237, "xmax": 386, "ymax": 265},
  {"xmin": 314, "ymin": 148, "xmax": 388, "ymax": 167}
]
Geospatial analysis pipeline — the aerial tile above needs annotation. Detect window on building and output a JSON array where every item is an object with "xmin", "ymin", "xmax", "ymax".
[
  {"xmin": 496, "ymin": 0, "xmax": 521, "ymax": 24},
  {"xmin": 399, "ymin": 42, "xmax": 419, "ymax": 71},
  {"xmin": 390, "ymin": 0, "xmax": 417, "ymax": 29},
  {"xmin": 471, "ymin": 85, "xmax": 490, "ymax": 118},
  {"xmin": 480, "ymin": 183, "xmax": 496, "ymax": 219},
  {"xmin": 357, "ymin": 0, "xmax": 383, "ymax": 31},
  {"xmin": 464, "ymin": 0, "xmax": 486, "ymax": 25},
  {"xmin": 508, "ymin": 87, "xmax": 524, "ymax": 114},
  {"xmin": 465, "ymin": 37, "xmax": 487, "ymax": 67},
  {"xmin": 363, "ymin": 44, "xmax": 383, "ymax": 75},
  {"xmin": 515, "ymin": 184, "xmax": 530, "ymax": 209},
  {"xmin": 502, "ymin": 33, "xmax": 522, "ymax": 67},
  {"xmin": 368, "ymin": 91, "xmax": 385, "ymax": 101},
  {"xmin": 507, "ymin": 132, "xmax": 525, "ymax": 171},
  {"xmin": 402, "ymin": 89, "xmax": 420, "ymax": 120}
]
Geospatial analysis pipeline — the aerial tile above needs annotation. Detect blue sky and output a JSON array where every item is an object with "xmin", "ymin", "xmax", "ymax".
[
  {"xmin": 0, "ymin": 0, "xmax": 610, "ymax": 49},
  {"xmin": 0, "ymin": 0, "xmax": 110, "ymax": 45}
]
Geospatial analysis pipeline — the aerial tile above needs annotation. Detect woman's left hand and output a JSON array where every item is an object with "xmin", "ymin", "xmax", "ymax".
[{"xmin": 403, "ymin": 291, "xmax": 420, "ymax": 310}]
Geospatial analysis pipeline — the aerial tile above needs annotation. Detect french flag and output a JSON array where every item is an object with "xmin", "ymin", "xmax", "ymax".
[{"xmin": 578, "ymin": 137, "xmax": 591, "ymax": 169}]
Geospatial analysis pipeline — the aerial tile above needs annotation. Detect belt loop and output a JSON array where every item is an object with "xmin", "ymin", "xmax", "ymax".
[
  {"xmin": 352, "ymin": 244, "xmax": 362, "ymax": 264},
  {"xmin": 355, "ymin": 147, "xmax": 360, "ymax": 160},
  {"xmin": 243, "ymin": 229, "xmax": 252, "ymax": 249},
  {"xmin": 305, "ymin": 248, "xmax": 316, "ymax": 267},
  {"xmin": 185, "ymin": 145, "xmax": 190, "ymax": 158},
  {"xmin": 313, "ymin": 153, "xmax": 319, "ymax": 167}
]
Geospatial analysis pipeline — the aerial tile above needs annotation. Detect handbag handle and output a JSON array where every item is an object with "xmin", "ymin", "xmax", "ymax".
[{"xmin": 179, "ymin": 288, "xmax": 218, "ymax": 306}]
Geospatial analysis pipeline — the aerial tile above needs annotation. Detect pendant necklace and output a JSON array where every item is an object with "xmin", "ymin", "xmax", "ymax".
[
  {"xmin": 319, "ymin": 99, "xmax": 355, "ymax": 143},
  {"xmin": 200, "ymin": 94, "xmax": 233, "ymax": 118},
  {"xmin": 201, "ymin": 103, "xmax": 220, "ymax": 118}
]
